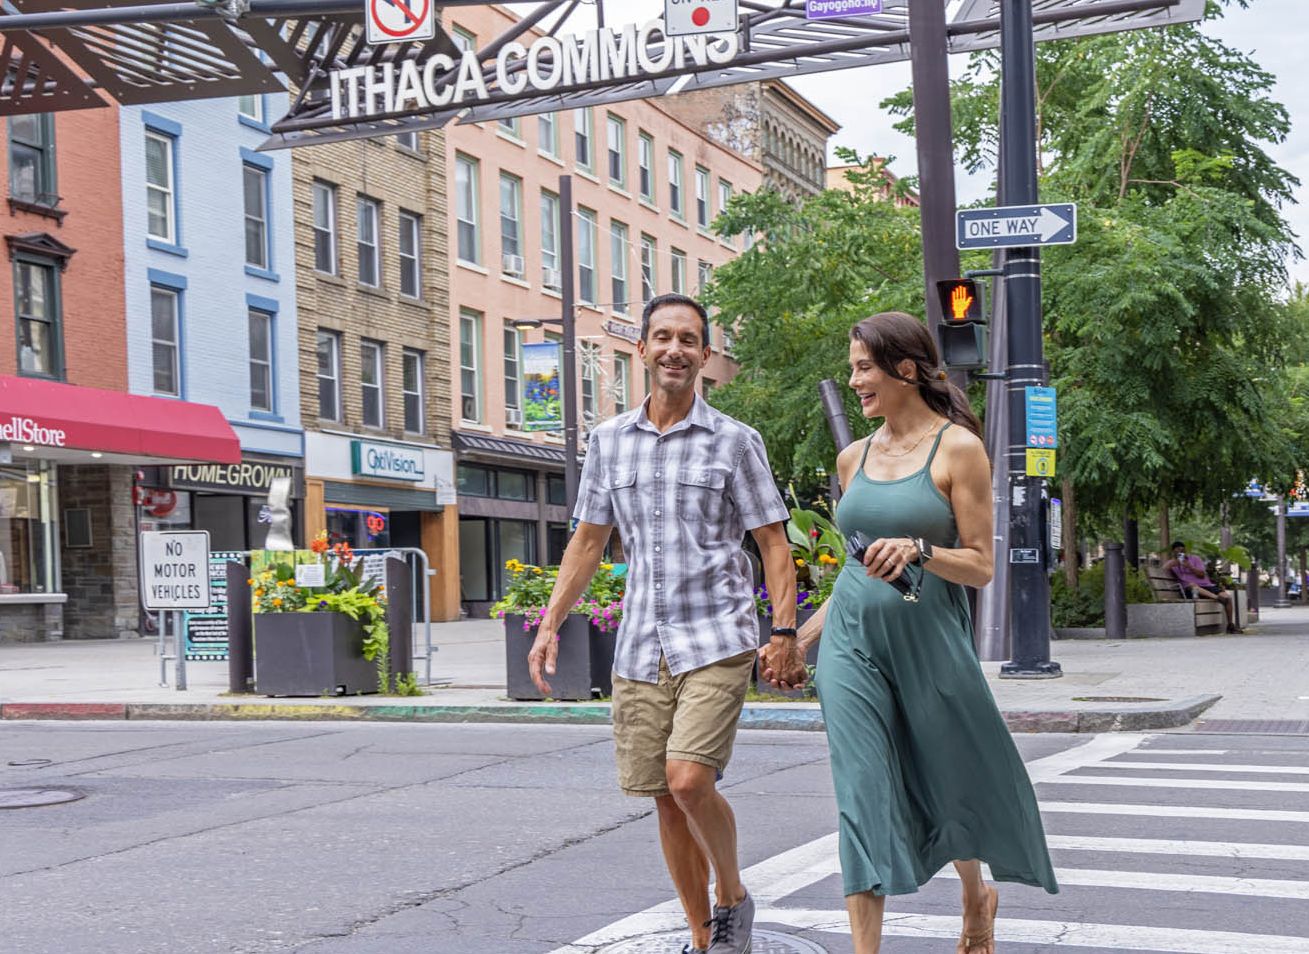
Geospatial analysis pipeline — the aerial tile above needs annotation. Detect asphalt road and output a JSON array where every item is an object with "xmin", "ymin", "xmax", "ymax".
[{"xmin": 1, "ymin": 721, "xmax": 1306, "ymax": 954}]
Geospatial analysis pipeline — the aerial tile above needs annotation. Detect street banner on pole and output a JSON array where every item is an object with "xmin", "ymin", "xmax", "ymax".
[
  {"xmin": 522, "ymin": 342, "xmax": 563, "ymax": 432},
  {"xmin": 956, "ymin": 203, "xmax": 1077, "ymax": 250},
  {"xmin": 807, "ymin": 0, "xmax": 883, "ymax": 19},
  {"xmin": 366, "ymin": 0, "xmax": 433, "ymax": 45},
  {"xmin": 664, "ymin": 0, "xmax": 738, "ymax": 36},
  {"xmin": 1024, "ymin": 385, "xmax": 1058, "ymax": 448}
]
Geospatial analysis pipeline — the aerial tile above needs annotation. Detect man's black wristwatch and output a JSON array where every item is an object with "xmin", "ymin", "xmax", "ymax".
[{"xmin": 770, "ymin": 627, "xmax": 797, "ymax": 637}]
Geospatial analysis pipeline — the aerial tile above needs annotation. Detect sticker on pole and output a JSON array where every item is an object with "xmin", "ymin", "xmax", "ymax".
[
  {"xmin": 664, "ymin": 0, "xmax": 738, "ymax": 36},
  {"xmin": 1026, "ymin": 448, "xmax": 1056, "ymax": 478},
  {"xmin": 366, "ymin": 0, "xmax": 434, "ymax": 46},
  {"xmin": 140, "ymin": 531, "xmax": 211, "ymax": 610}
]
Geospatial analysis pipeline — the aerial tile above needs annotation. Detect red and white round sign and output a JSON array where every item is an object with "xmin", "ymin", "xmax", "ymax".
[
  {"xmin": 366, "ymin": 0, "xmax": 434, "ymax": 45},
  {"xmin": 664, "ymin": 0, "xmax": 739, "ymax": 37}
]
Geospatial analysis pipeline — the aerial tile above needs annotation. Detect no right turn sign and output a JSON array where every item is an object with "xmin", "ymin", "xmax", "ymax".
[{"xmin": 664, "ymin": 0, "xmax": 738, "ymax": 36}]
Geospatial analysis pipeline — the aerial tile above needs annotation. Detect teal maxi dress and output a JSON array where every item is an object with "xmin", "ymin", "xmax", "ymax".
[{"xmin": 815, "ymin": 425, "xmax": 1059, "ymax": 897}]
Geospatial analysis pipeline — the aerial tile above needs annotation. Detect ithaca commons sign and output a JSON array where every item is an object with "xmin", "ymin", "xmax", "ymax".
[{"xmin": 329, "ymin": 19, "xmax": 739, "ymax": 121}]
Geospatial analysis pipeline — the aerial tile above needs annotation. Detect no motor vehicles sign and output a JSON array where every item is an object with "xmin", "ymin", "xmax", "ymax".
[{"xmin": 140, "ymin": 531, "xmax": 211, "ymax": 610}]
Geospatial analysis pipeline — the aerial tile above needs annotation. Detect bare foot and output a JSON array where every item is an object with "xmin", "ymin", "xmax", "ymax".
[{"xmin": 957, "ymin": 884, "xmax": 998, "ymax": 954}]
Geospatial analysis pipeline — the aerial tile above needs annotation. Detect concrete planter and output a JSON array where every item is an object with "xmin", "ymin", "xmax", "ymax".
[
  {"xmin": 1054, "ymin": 627, "xmax": 1108, "ymax": 640},
  {"xmin": 504, "ymin": 614, "xmax": 613, "ymax": 701},
  {"xmin": 254, "ymin": 612, "xmax": 378, "ymax": 697}
]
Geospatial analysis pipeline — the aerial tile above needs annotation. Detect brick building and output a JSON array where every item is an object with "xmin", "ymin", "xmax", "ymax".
[
  {"xmin": 444, "ymin": 5, "xmax": 762, "ymax": 616},
  {"xmin": 662, "ymin": 79, "xmax": 840, "ymax": 200},
  {"xmin": 292, "ymin": 130, "xmax": 460, "ymax": 622}
]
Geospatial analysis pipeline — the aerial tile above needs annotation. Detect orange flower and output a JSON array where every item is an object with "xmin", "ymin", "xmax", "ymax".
[
  {"xmin": 255, "ymin": 588, "xmax": 265, "ymax": 598},
  {"xmin": 310, "ymin": 530, "xmax": 330, "ymax": 555},
  {"xmin": 246, "ymin": 578, "xmax": 254, "ymax": 585},
  {"xmin": 272, "ymin": 597, "xmax": 283, "ymax": 607}
]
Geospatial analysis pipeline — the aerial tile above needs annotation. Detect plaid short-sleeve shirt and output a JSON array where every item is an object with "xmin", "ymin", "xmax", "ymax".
[{"xmin": 574, "ymin": 394, "xmax": 789, "ymax": 683}]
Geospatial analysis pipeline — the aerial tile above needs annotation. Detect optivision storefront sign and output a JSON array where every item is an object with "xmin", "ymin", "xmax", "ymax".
[
  {"xmin": 333, "ymin": 19, "xmax": 738, "ymax": 121},
  {"xmin": 351, "ymin": 440, "xmax": 426, "ymax": 482}
]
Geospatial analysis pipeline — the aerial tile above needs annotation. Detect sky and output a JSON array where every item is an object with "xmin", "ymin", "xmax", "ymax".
[{"xmin": 508, "ymin": 1, "xmax": 1306, "ymax": 285}]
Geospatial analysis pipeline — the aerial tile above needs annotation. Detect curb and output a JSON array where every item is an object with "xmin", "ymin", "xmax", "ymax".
[{"xmin": 0, "ymin": 694, "xmax": 1222, "ymax": 732}]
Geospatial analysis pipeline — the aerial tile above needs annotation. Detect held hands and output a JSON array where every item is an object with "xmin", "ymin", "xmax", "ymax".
[
  {"xmin": 860, "ymin": 537, "xmax": 919, "ymax": 582},
  {"xmin": 758, "ymin": 636, "xmax": 808, "ymax": 690},
  {"xmin": 527, "ymin": 623, "xmax": 559, "ymax": 695}
]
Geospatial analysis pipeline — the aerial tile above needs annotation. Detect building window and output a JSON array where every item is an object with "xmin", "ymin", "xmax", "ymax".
[
  {"xmin": 695, "ymin": 166, "xmax": 710, "ymax": 229},
  {"xmin": 639, "ymin": 234, "xmax": 656, "ymax": 304},
  {"xmin": 451, "ymin": 24, "xmax": 475, "ymax": 51},
  {"xmin": 248, "ymin": 309, "xmax": 273, "ymax": 412},
  {"xmin": 402, "ymin": 348, "xmax": 424, "ymax": 433},
  {"xmin": 538, "ymin": 112, "xmax": 557, "ymax": 156},
  {"xmin": 610, "ymin": 220, "xmax": 629, "ymax": 315},
  {"xmin": 704, "ymin": 377, "xmax": 717, "ymax": 396},
  {"xmin": 498, "ymin": 116, "xmax": 521, "ymax": 139},
  {"xmin": 499, "ymin": 173, "xmax": 523, "ymax": 278},
  {"xmin": 150, "ymin": 285, "xmax": 179, "ymax": 396},
  {"xmin": 637, "ymin": 131, "xmax": 654, "ymax": 203},
  {"xmin": 399, "ymin": 210, "xmax": 421, "ymax": 298},
  {"xmin": 395, "ymin": 129, "xmax": 418, "ymax": 151},
  {"xmin": 718, "ymin": 179, "xmax": 734, "ymax": 243},
  {"xmin": 356, "ymin": 195, "xmax": 380, "ymax": 287},
  {"xmin": 455, "ymin": 154, "xmax": 479, "ymax": 265},
  {"xmin": 613, "ymin": 353, "xmax": 630, "ymax": 415},
  {"xmin": 238, "ymin": 95, "xmax": 263, "ymax": 123},
  {"xmin": 580, "ymin": 341, "xmax": 600, "ymax": 425},
  {"xmin": 243, "ymin": 164, "xmax": 269, "ymax": 270},
  {"xmin": 698, "ymin": 259, "xmax": 713, "ymax": 293},
  {"xmin": 316, "ymin": 329, "xmax": 341, "ymax": 421},
  {"xmin": 8, "ymin": 114, "xmax": 56, "ymax": 205},
  {"xmin": 577, "ymin": 208, "xmax": 597, "ymax": 305},
  {"xmin": 145, "ymin": 130, "xmax": 176, "ymax": 243},
  {"xmin": 503, "ymin": 322, "xmax": 522, "ymax": 427},
  {"xmin": 573, "ymin": 107, "xmax": 593, "ymax": 171},
  {"xmin": 670, "ymin": 248, "xmax": 687, "ymax": 294},
  {"xmin": 460, "ymin": 309, "xmax": 482, "ymax": 422},
  {"xmin": 540, "ymin": 190, "xmax": 560, "ymax": 290},
  {"xmin": 360, "ymin": 339, "xmax": 383, "ymax": 428},
  {"xmin": 606, "ymin": 113, "xmax": 625, "ymax": 187},
  {"xmin": 668, "ymin": 150, "xmax": 684, "ymax": 219},
  {"xmin": 312, "ymin": 180, "xmax": 337, "ymax": 274}
]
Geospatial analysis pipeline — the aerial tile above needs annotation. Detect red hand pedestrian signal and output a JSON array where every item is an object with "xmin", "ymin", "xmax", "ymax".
[
  {"xmin": 950, "ymin": 285, "xmax": 973, "ymax": 321},
  {"xmin": 936, "ymin": 278, "xmax": 983, "ymax": 324}
]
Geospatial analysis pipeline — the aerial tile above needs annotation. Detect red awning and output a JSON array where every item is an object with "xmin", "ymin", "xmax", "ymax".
[{"xmin": 0, "ymin": 375, "xmax": 242, "ymax": 464}]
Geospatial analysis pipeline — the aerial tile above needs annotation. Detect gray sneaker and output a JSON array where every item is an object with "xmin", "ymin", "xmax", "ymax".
[
  {"xmin": 681, "ymin": 945, "xmax": 707, "ymax": 954},
  {"xmin": 707, "ymin": 891, "xmax": 754, "ymax": 954}
]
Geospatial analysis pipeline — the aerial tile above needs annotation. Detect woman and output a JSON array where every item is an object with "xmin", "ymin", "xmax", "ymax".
[{"xmin": 762, "ymin": 312, "xmax": 1058, "ymax": 953}]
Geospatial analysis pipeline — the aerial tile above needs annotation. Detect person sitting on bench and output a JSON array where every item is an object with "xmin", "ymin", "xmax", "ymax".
[{"xmin": 1164, "ymin": 541, "xmax": 1242, "ymax": 634}]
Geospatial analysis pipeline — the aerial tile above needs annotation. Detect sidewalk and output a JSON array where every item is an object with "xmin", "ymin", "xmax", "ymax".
[{"xmin": 3, "ymin": 606, "xmax": 1307, "ymax": 731}]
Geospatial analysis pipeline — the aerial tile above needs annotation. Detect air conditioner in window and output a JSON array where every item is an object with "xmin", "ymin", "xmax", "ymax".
[
  {"xmin": 506, "ymin": 407, "xmax": 522, "ymax": 426},
  {"xmin": 502, "ymin": 253, "xmax": 526, "ymax": 277},
  {"xmin": 542, "ymin": 266, "xmax": 562, "ymax": 289}
]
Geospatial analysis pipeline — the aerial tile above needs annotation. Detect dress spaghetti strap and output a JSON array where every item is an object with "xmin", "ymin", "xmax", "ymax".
[{"xmin": 923, "ymin": 422, "xmax": 953, "ymax": 469}]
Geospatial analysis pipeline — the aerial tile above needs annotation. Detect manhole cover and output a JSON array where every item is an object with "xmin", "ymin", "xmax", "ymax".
[
  {"xmin": 0, "ymin": 788, "xmax": 85, "ymax": 809},
  {"xmin": 1071, "ymin": 696, "xmax": 1165, "ymax": 703},
  {"xmin": 598, "ymin": 930, "xmax": 826, "ymax": 954}
]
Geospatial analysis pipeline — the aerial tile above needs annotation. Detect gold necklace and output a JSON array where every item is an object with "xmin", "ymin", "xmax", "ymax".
[{"xmin": 873, "ymin": 420, "xmax": 942, "ymax": 459}]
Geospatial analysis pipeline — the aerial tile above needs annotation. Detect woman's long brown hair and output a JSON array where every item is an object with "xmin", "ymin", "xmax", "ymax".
[{"xmin": 849, "ymin": 311, "xmax": 983, "ymax": 438}]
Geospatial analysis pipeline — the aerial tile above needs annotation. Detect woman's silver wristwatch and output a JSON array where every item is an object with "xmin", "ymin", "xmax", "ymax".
[{"xmin": 914, "ymin": 538, "xmax": 934, "ymax": 564}]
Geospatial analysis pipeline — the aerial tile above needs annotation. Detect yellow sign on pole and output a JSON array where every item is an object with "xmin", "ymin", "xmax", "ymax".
[{"xmin": 1026, "ymin": 448, "xmax": 1056, "ymax": 478}]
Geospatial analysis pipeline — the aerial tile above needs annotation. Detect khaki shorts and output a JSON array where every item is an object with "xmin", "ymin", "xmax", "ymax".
[{"xmin": 611, "ymin": 650, "xmax": 756, "ymax": 797}]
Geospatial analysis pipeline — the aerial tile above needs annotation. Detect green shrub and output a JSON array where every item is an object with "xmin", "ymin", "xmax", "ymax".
[{"xmin": 1050, "ymin": 562, "xmax": 1154, "ymax": 628}]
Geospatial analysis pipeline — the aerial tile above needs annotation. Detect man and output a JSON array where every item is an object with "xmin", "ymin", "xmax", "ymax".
[
  {"xmin": 1165, "ymin": 540, "xmax": 1242, "ymax": 634},
  {"xmin": 528, "ymin": 293, "xmax": 801, "ymax": 954}
]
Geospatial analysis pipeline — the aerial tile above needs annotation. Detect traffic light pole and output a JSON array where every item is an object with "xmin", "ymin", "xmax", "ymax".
[
  {"xmin": 999, "ymin": 0, "xmax": 1060, "ymax": 678},
  {"xmin": 559, "ymin": 174, "xmax": 580, "ymax": 516}
]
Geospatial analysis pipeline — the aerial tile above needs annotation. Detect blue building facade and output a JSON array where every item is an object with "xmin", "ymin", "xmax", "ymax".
[{"xmin": 121, "ymin": 93, "xmax": 305, "ymax": 550}]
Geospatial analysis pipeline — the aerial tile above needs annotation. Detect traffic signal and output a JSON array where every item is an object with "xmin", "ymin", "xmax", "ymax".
[{"xmin": 935, "ymin": 278, "xmax": 987, "ymax": 370}]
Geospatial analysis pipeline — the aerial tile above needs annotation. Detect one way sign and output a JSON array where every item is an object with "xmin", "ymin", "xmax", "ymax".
[{"xmin": 956, "ymin": 203, "xmax": 1077, "ymax": 250}]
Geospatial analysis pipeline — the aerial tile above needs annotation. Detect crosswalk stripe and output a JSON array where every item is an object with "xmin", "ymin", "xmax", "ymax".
[
  {"xmin": 1040, "ymin": 774, "xmax": 1309, "ymax": 792},
  {"xmin": 760, "ymin": 908, "xmax": 1309, "ymax": 953},
  {"xmin": 1094, "ymin": 760, "xmax": 1309, "ymax": 775},
  {"xmin": 1046, "ymin": 833, "xmax": 1309, "ymax": 860},
  {"xmin": 1041, "ymin": 800, "xmax": 1309, "ymax": 823},
  {"xmin": 936, "ymin": 864, "xmax": 1309, "ymax": 899},
  {"xmin": 1127, "ymin": 749, "xmax": 1231, "ymax": 755}
]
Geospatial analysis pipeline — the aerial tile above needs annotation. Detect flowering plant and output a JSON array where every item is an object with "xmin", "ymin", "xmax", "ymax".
[
  {"xmin": 491, "ymin": 559, "xmax": 626, "ymax": 634},
  {"xmin": 757, "ymin": 501, "xmax": 847, "ymax": 616},
  {"xmin": 250, "ymin": 531, "xmax": 393, "ymax": 692}
]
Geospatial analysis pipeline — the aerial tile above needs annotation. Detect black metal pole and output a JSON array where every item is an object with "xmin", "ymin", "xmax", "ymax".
[
  {"xmin": 1103, "ymin": 543, "xmax": 1127, "ymax": 639},
  {"xmin": 818, "ymin": 379, "xmax": 854, "ymax": 504},
  {"xmin": 1275, "ymin": 496, "xmax": 1290, "ymax": 608},
  {"xmin": 1123, "ymin": 517, "xmax": 1140, "ymax": 570},
  {"xmin": 999, "ymin": 0, "xmax": 1060, "ymax": 678},
  {"xmin": 1247, "ymin": 558, "xmax": 1260, "ymax": 621},
  {"xmin": 908, "ymin": 0, "xmax": 962, "ymax": 381},
  {"xmin": 559, "ymin": 175, "xmax": 580, "ymax": 517}
]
